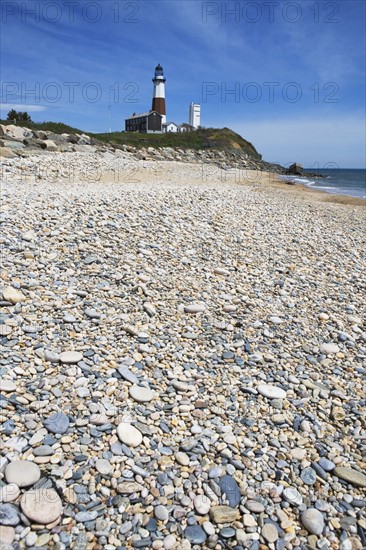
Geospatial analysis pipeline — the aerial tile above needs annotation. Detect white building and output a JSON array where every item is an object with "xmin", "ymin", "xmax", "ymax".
[
  {"xmin": 163, "ymin": 121, "xmax": 178, "ymax": 133},
  {"xmin": 178, "ymin": 123, "xmax": 194, "ymax": 132},
  {"xmin": 189, "ymin": 103, "xmax": 201, "ymax": 129}
]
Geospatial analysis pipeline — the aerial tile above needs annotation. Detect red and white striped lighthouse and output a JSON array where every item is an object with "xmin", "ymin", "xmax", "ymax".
[{"xmin": 152, "ymin": 64, "xmax": 166, "ymax": 124}]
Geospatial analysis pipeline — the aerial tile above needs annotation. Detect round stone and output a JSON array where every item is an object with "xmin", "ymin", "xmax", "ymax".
[
  {"xmin": 317, "ymin": 458, "xmax": 335, "ymax": 472},
  {"xmin": 44, "ymin": 412, "xmax": 70, "ymax": 434},
  {"xmin": 5, "ymin": 461, "xmax": 41, "ymax": 488},
  {"xmin": 0, "ymin": 525, "xmax": 15, "ymax": 545},
  {"xmin": 283, "ymin": 487, "xmax": 303, "ymax": 506},
  {"xmin": 203, "ymin": 521, "xmax": 215, "ymax": 536},
  {"xmin": 245, "ymin": 500, "xmax": 265, "ymax": 513},
  {"xmin": 85, "ymin": 308, "xmax": 100, "ymax": 319},
  {"xmin": 209, "ymin": 466, "xmax": 223, "ymax": 478},
  {"xmin": 2, "ymin": 287, "xmax": 26, "ymax": 304},
  {"xmin": 0, "ymin": 484, "xmax": 20, "ymax": 503},
  {"xmin": 154, "ymin": 505, "xmax": 169, "ymax": 521},
  {"xmin": 268, "ymin": 316, "xmax": 283, "ymax": 324},
  {"xmin": 301, "ymin": 467, "xmax": 317, "ymax": 485},
  {"xmin": 129, "ymin": 385, "xmax": 154, "ymax": 403},
  {"xmin": 214, "ymin": 267, "xmax": 229, "ymax": 275},
  {"xmin": 25, "ymin": 533, "xmax": 37, "ymax": 546},
  {"xmin": 243, "ymin": 514, "xmax": 257, "ymax": 527},
  {"xmin": 59, "ymin": 351, "xmax": 83, "ymax": 363},
  {"xmin": 175, "ymin": 452, "xmax": 190, "ymax": 466},
  {"xmin": 63, "ymin": 313, "xmax": 76, "ymax": 323},
  {"xmin": 291, "ymin": 448, "xmax": 306, "ymax": 460},
  {"xmin": 95, "ymin": 458, "xmax": 113, "ymax": 476},
  {"xmin": 163, "ymin": 534, "xmax": 176, "ymax": 549},
  {"xmin": 44, "ymin": 350, "xmax": 60, "ymax": 363},
  {"xmin": 0, "ymin": 325, "xmax": 12, "ymax": 336},
  {"xmin": 191, "ymin": 425, "xmax": 202, "ymax": 435},
  {"xmin": 75, "ymin": 511, "xmax": 98, "ymax": 522},
  {"xmin": 0, "ymin": 380, "xmax": 16, "ymax": 392},
  {"xmin": 33, "ymin": 445, "xmax": 54, "ymax": 457},
  {"xmin": 261, "ymin": 523, "xmax": 278, "ymax": 543},
  {"xmin": 172, "ymin": 380, "xmax": 192, "ymax": 392},
  {"xmin": 20, "ymin": 489, "xmax": 62, "ymax": 524},
  {"xmin": 184, "ymin": 525, "xmax": 207, "ymax": 544},
  {"xmin": 220, "ymin": 527, "xmax": 236, "ymax": 538},
  {"xmin": 301, "ymin": 508, "xmax": 324, "ymax": 535},
  {"xmin": 194, "ymin": 494, "xmax": 211, "ymax": 515},
  {"xmin": 257, "ymin": 384, "xmax": 287, "ymax": 399},
  {"xmin": 118, "ymin": 366, "xmax": 139, "ymax": 384},
  {"xmin": 0, "ymin": 504, "xmax": 20, "ymax": 526},
  {"xmin": 117, "ymin": 423, "xmax": 143, "ymax": 447},
  {"xmin": 320, "ymin": 343, "xmax": 340, "ymax": 354},
  {"xmin": 184, "ymin": 304, "xmax": 206, "ymax": 313}
]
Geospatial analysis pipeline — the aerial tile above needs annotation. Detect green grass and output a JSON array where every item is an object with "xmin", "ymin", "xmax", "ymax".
[
  {"xmin": 92, "ymin": 127, "xmax": 261, "ymax": 158},
  {"xmin": 0, "ymin": 120, "xmax": 261, "ymax": 159}
]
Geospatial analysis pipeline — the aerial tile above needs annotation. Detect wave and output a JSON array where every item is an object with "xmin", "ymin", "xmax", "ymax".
[{"xmin": 279, "ymin": 173, "xmax": 365, "ymax": 199}]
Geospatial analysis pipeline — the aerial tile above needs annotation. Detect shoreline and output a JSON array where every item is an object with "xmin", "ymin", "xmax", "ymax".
[
  {"xmin": 2, "ymin": 151, "xmax": 365, "ymax": 208},
  {"xmin": 267, "ymin": 173, "xmax": 366, "ymax": 207}
]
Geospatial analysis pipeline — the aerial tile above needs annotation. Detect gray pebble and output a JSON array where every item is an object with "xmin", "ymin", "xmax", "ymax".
[
  {"xmin": 43, "ymin": 412, "xmax": 70, "ymax": 434},
  {"xmin": 0, "ymin": 504, "xmax": 20, "ymax": 526},
  {"xmin": 184, "ymin": 525, "xmax": 207, "ymax": 544}
]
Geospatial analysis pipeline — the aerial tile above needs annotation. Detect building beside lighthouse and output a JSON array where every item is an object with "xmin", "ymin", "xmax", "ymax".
[
  {"xmin": 125, "ymin": 111, "xmax": 162, "ymax": 133},
  {"xmin": 124, "ymin": 64, "xmax": 201, "ymax": 133},
  {"xmin": 189, "ymin": 103, "xmax": 201, "ymax": 129}
]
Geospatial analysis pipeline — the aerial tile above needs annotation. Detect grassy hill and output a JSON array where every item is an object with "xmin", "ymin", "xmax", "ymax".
[
  {"xmin": 0, "ymin": 120, "xmax": 261, "ymax": 159},
  {"xmin": 93, "ymin": 127, "xmax": 261, "ymax": 158}
]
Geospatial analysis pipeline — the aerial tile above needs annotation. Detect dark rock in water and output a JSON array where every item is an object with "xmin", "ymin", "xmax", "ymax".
[
  {"xmin": 218, "ymin": 475, "xmax": 241, "ymax": 508},
  {"xmin": 286, "ymin": 163, "xmax": 303, "ymax": 175},
  {"xmin": 184, "ymin": 525, "xmax": 207, "ymax": 544}
]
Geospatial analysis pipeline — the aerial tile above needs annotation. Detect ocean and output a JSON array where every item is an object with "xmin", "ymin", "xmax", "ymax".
[{"xmin": 280, "ymin": 169, "xmax": 366, "ymax": 199}]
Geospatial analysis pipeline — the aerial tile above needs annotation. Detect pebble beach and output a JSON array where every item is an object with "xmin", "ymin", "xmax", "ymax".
[{"xmin": 0, "ymin": 150, "xmax": 365, "ymax": 550}]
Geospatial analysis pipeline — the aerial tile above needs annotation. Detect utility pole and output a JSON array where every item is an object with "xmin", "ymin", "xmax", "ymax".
[{"xmin": 108, "ymin": 90, "xmax": 112, "ymax": 133}]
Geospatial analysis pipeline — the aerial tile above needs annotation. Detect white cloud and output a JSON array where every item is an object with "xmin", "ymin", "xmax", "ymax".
[
  {"xmin": 0, "ymin": 104, "xmax": 47, "ymax": 113},
  {"xmin": 231, "ymin": 115, "xmax": 366, "ymax": 168}
]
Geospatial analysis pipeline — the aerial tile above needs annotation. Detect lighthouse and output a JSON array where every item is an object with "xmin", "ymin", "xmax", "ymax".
[{"xmin": 152, "ymin": 64, "xmax": 166, "ymax": 124}]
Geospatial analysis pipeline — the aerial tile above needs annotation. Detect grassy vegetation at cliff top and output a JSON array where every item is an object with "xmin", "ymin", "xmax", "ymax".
[
  {"xmin": 0, "ymin": 120, "xmax": 261, "ymax": 158},
  {"xmin": 93, "ymin": 127, "xmax": 260, "ymax": 157}
]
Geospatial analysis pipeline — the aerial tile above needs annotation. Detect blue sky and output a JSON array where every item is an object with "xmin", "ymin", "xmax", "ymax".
[{"xmin": 1, "ymin": 0, "xmax": 365, "ymax": 167}]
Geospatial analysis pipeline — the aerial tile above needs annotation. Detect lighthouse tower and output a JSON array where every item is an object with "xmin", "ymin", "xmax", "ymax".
[{"xmin": 152, "ymin": 64, "xmax": 166, "ymax": 124}]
